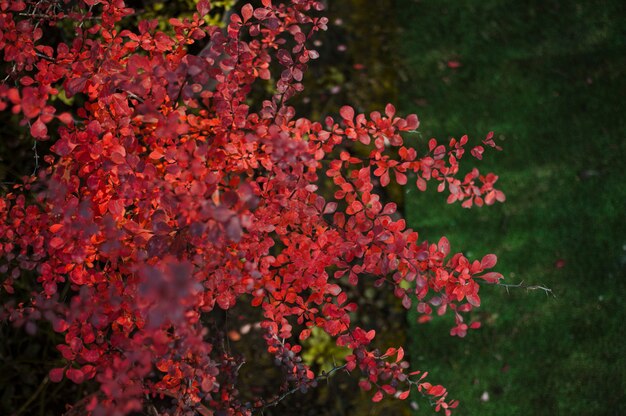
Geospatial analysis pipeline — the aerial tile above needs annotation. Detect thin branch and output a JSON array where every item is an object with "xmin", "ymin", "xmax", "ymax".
[
  {"xmin": 13, "ymin": 376, "xmax": 49, "ymax": 416},
  {"xmin": 256, "ymin": 363, "xmax": 349, "ymax": 413},
  {"xmin": 497, "ymin": 280, "xmax": 555, "ymax": 297},
  {"xmin": 32, "ymin": 138, "xmax": 40, "ymax": 176},
  {"xmin": 35, "ymin": 52, "xmax": 55, "ymax": 62}
]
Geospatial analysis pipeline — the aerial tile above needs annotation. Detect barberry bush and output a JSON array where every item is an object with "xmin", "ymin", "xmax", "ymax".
[{"xmin": 0, "ymin": 0, "xmax": 505, "ymax": 414}]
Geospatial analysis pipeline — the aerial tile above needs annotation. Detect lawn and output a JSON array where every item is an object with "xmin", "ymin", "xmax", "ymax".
[{"xmin": 396, "ymin": 1, "xmax": 626, "ymax": 414}]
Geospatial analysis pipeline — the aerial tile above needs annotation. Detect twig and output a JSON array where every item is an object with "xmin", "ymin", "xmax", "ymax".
[
  {"xmin": 13, "ymin": 376, "xmax": 49, "ymax": 416},
  {"xmin": 497, "ymin": 280, "xmax": 555, "ymax": 297},
  {"xmin": 256, "ymin": 363, "xmax": 348, "ymax": 413},
  {"xmin": 32, "ymin": 138, "xmax": 40, "ymax": 176}
]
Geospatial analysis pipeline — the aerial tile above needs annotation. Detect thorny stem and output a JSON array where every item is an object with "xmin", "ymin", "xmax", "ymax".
[
  {"xmin": 497, "ymin": 280, "xmax": 555, "ymax": 297},
  {"xmin": 32, "ymin": 139, "xmax": 40, "ymax": 176}
]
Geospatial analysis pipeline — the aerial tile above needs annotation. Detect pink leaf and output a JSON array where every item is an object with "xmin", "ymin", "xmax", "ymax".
[
  {"xmin": 339, "ymin": 105, "xmax": 354, "ymax": 121},
  {"xmin": 57, "ymin": 112, "xmax": 73, "ymax": 125},
  {"xmin": 398, "ymin": 390, "xmax": 410, "ymax": 400},
  {"xmin": 466, "ymin": 293, "xmax": 481, "ymax": 307},
  {"xmin": 438, "ymin": 237, "xmax": 450, "ymax": 256},
  {"xmin": 479, "ymin": 272, "xmax": 503, "ymax": 283},
  {"xmin": 323, "ymin": 202, "xmax": 337, "ymax": 214},
  {"xmin": 481, "ymin": 254, "xmax": 497, "ymax": 269},
  {"xmin": 372, "ymin": 390, "xmax": 383, "ymax": 402},
  {"xmin": 416, "ymin": 177, "xmax": 427, "ymax": 191},
  {"xmin": 405, "ymin": 114, "xmax": 419, "ymax": 130},
  {"xmin": 30, "ymin": 118, "xmax": 47, "ymax": 138},
  {"xmin": 241, "ymin": 3, "xmax": 253, "ymax": 22},
  {"xmin": 380, "ymin": 171, "xmax": 390, "ymax": 187},
  {"xmin": 395, "ymin": 171, "xmax": 407, "ymax": 185},
  {"xmin": 385, "ymin": 103, "xmax": 395, "ymax": 118},
  {"xmin": 382, "ymin": 384, "xmax": 396, "ymax": 394}
]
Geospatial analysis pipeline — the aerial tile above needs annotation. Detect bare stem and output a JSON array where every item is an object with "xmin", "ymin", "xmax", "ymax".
[{"xmin": 497, "ymin": 280, "xmax": 555, "ymax": 297}]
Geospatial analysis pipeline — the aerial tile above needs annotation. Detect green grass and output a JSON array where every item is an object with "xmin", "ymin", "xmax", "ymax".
[{"xmin": 397, "ymin": 1, "xmax": 626, "ymax": 414}]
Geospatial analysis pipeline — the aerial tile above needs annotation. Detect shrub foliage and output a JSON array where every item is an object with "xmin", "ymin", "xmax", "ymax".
[{"xmin": 0, "ymin": 0, "xmax": 504, "ymax": 414}]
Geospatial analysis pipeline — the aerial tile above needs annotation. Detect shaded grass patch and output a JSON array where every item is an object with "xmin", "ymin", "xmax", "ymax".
[{"xmin": 398, "ymin": 0, "xmax": 626, "ymax": 414}]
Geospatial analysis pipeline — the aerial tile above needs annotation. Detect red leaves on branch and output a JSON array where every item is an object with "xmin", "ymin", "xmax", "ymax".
[{"xmin": 0, "ymin": 1, "xmax": 505, "ymax": 414}]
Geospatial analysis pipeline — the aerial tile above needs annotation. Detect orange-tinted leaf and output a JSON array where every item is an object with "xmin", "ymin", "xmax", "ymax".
[
  {"xmin": 396, "ymin": 347, "xmax": 404, "ymax": 362},
  {"xmin": 241, "ymin": 4, "xmax": 253, "ymax": 22}
]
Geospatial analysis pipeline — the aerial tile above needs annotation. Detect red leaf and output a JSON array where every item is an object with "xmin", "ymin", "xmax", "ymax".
[
  {"xmin": 359, "ymin": 379, "xmax": 372, "ymax": 391},
  {"xmin": 479, "ymin": 272, "xmax": 503, "ymax": 283},
  {"xmin": 299, "ymin": 329, "xmax": 311, "ymax": 341},
  {"xmin": 398, "ymin": 390, "xmax": 410, "ymax": 400},
  {"xmin": 241, "ymin": 4, "xmax": 253, "ymax": 22},
  {"xmin": 396, "ymin": 347, "xmax": 404, "ymax": 362},
  {"xmin": 66, "ymin": 77, "xmax": 87, "ymax": 97},
  {"xmin": 323, "ymin": 202, "xmax": 337, "ymax": 214},
  {"xmin": 196, "ymin": 0, "xmax": 210, "ymax": 15},
  {"xmin": 339, "ymin": 105, "xmax": 354, "ymax": 121},
  {"xmin": 416, "ymin": 177, "xmax": 427, "ymax": 191},
  {"xmin": 395, "ymin": 171, "xmax": 407, "ymax": 185},
  {"xmin": 380, "ymin": 171, "xmax": 390, "ymax": 187},
  {"xmin": 428, "ymin": 385, "xmax": 446, "ymax": 396},
  {"xmin": 20, "ymin": 87, "xmax": 40, "ymax": 118},
  {"xmin": 466, "ymin": 292, "xmax": 481, "ymax": 307},
  {"xmin": 382, "ymin": 203, "xmax": 397, "ymax": 215},
  {"xmin": 385, "ymin": 103, "xmax": 395, "ymax": 118},
  {"xmin": 57, "ymin": 112, "xmax": 73, "ymax": 125},
  {"xmin": 30, "ymin": 118, "xmax": 47, "ymax": 138},
  {"xmin": 66, "ymin": 368, "xmax": 85, "ymax": 384},
  {"xmin": 383, "ymin": 347, "xmax": 396, "ymax": 357},
  {"xmin": 381, "ymin": 384, "xmax": 396, "ymax": 395},
  {"xmin": 372, "ymin": 390, "xmax": 383, "ymax": 402},
  {"xmin": 49, "ymin": 368, "xmax": 65, "ymax": 383},
  {"xmin": 406, "ymin": 114, "xmax": 419, "ymax": 130},
  {"xmin": 50, "ymin": 237, "xmax": 64, "ymax": 250},
  {"xmin": 108, "ymin": 199, "xmax": 125, "ymax": 217},
  {"xmin": 438, "ymin": 237, "xmax": 450, "ymax": 256},
  {"xmin": 471, "ymin": 146, "xmax": 484, "ymax": 160},
  {"xmin": 481, "ymin": 254, "xmax": 497, "ymax": 269}
]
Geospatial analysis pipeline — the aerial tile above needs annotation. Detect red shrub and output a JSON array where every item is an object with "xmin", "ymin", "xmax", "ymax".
[{"xmin": 0, "ymin": 1, "xmax": 504, "ymax": 414}]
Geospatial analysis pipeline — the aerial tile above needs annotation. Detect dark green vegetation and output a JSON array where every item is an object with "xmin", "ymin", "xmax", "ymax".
[{"xmin": 398, "ymin": 1, "xmax": 626, "ymax": 414}]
